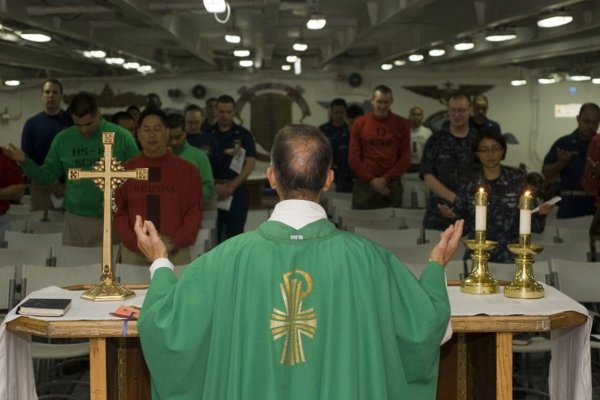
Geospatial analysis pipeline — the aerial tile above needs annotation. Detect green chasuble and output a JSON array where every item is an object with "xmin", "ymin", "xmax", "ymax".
[{"xmin": 139, "ymin": 219, "xmax": 450, "ymax": 400}]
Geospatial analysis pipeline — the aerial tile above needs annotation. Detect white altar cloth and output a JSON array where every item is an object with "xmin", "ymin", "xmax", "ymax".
[{"xmin": 0, "ymin": 284, "xmax": 592, "ymax": 400}]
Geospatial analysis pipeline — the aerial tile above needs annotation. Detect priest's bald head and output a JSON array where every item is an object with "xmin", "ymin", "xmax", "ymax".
[{"xmin": 267, "ymin": 124, "xmax": 334, "ymax": 201}]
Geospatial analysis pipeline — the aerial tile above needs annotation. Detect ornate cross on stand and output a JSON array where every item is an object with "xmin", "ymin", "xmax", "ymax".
[{"xmin": 68, "ymin": 132, "xmax": 148, "ymax": 301}]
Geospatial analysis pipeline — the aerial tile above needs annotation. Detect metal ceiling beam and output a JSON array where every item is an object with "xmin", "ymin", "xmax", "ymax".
[{"xmin": 0, "ymin": 42, "xmax": 99, "ymax": 75}]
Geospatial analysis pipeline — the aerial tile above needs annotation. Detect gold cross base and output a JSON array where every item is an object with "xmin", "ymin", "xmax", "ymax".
[{"xmin": 81, "ymin": 278, "xmax": 136, "ymax": 302}]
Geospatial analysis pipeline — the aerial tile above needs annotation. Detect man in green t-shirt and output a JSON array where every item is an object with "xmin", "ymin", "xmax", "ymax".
[
  {"xmin": 166, "ymin": 113, "xmax": 215, "ymax": 209},
  {"xmin": 5, "ymin": 93, "xmax": 139, "ymax": 246},
  {"xmin": 134, "ymin": 124, "xmax": 463, "ymax": 400}
]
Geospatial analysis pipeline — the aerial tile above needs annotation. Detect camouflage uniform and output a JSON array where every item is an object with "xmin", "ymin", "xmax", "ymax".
[
  {"xmin": 453, "ymin": 167, "xmax": 546, "ymax": 263},
  {"xmin": 419, "ymin": 129, "xmax": 480, "ymax": 230}
]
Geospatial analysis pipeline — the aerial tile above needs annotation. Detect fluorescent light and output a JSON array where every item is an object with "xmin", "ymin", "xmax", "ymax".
[
  {"xmin": 380, "ymin": 63, "xmax": 393, "ymax": 71},
  {"xmin": 393, "ymin": 59, "xmax": 406, "ymax": 66},
  {"xmin": 138, "ymin": 65, "xmax": 155, "ymax": 74},
  {"xmin": 537, "ymin": 13, "xmax": 573, "ymax": 28},
  {"xmin": 408, "ymin": 54, "xmax": 424, "ymax": 62},
  {"xmin": 4, "ymin": 80, "xmax": 20, "ymax": 87},
  {"xmin": 123, "ymin": 62, "xmax": 140, "ymax": 70},
  {"xmin": 538, "ymin": 77, "xmax": 557, "ymax": 84},
  {"xmin": 89, "ymin": 50, "xmax": 106, "ymax": 58},
  {"xmin": 0, "ymin": 31, "xmax": 20, "ymax": 42},
  {"xmin": 306, "ymin": 14, "xmax": 326, "ymax": 30},
  {"xmin": 454, "ymin": 41, "xmax": 474, "ymax": 51},
  {"xmin": 294, "ymin": 59, "xmax": 302, "ymax": 75},
  {"xmin": 428, "ymin": 48, "xmax": 445, "ymax": 57},
  {"xmin": 510, "ymin": 79, "xmax": 527, "ymax": 86},
  {"xmin": 593, "ymin": 78, "xmax": 600, "ymax": 84},
  {"xmin": 281, "ymin": 64, "xmax": 291, "ymax": 71},
  {"xmin": 203, "ymin": 0, "xmax": 226, "ymax": 13},
  {"xmin": 485, "ymin": 31, "xmax": 516, "ymax": 42},
  {"xmin": 239, "ymin": 59, "xmax": 253, "ymax": 67},
  {"xmin": 225, "ymin": 34, "xmax": 241, "ymax": 44},
  {"xmin": 19, "ymin": 32, "xmax": 52, "ymax": 43},
  {"xmin": 233, "ymin": 49, "xmax": 250, "ymax": 57},
  {"xmin": 286, "ymin": 55, "xmax": 298, "ymax": 63},
  {"xmin": 105, "ymin": 57, "xmax": 125, "ymax": 65},
  {"xmin": 568, "ymin": 74, "xmax": 591, "ymax": 82},
  {"xmin": 293, "ymin": 42, "xmax": 308, "ymax": 52}
]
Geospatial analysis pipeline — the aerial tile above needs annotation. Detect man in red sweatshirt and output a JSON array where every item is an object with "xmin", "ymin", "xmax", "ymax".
[
  {"xmin": 114, "ymin": 108, "xmax": 202, "ymax": 266},
  {"xmin": 348, "ymin": 85, "xmax": 411, "ymax": 209}
]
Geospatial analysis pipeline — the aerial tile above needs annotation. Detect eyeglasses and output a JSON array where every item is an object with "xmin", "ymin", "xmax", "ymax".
[
  {"xmin": 448, "ymin": 108, "xmax": 469, "ymax": 115},
  {"xmin": 477, "ymin": 147, "xmax": 503, "ymax": 154}
]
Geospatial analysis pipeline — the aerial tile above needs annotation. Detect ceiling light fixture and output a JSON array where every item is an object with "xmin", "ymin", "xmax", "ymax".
[
  {"xmin": 568, "ymin": 74, "xmax": 591, "ymax": 82},
  {"xmin": 89, "ymin": 50, "xmax": 106, "ymax": 58},
  {"xmin": 593, "ymin": 78, "xmax": 600, "ymax": 84},
  {"xmin": 428, "ymin": 48, "xmax": 445, "ymax": 57},
  {"xmin": 510, "ymin": 79, "xmax": 527, "ymax": 86},
  {"xmin": 380, "ymin": 63, "xmax": 393, "ymax": 71},
  {"xmin": 286, "ymin": 55, "xmax": 298, "ymax": 63},
  {"xmin": 225, "ymin": 33, "xmax": 241, "ymax": 44},
  {"xmin": 306, "ymin": 14, "xmax": 326, "ymax": 30},
  {"xmin": 233, "ymin": 49, "xmax": 250, "ymax": 57},
  {"xmin": 19, "ymin": 32, "xmax": 52, "ymax": 43},
  {"xmin": 294, "ymin": 58, "xmax": 302, "ymax": 75},
  {"xmin": 538, "ymin": 77, "xmax": 557, "ymax": 84},
  {"xmin": 123, "ymin": 61, "xmax": 141, "ymax": 70},
  {"xmin": 454, "ymin": 41, "xmax": 475, "ymax": 51},
  {"xmin": 281, "ymin": 64, "xmax": 291, "ymax": 71},
  {"xmin": 393, "ymin": 59, "xmax": 406, "ymax": 66},
  {"xmin": 293, "ymin": 42, "xmax": 308, "ymax": 52},
  {"xmin": 203, "ymin": 0, "xmax": 226, "ymax": 13},
  {"xmin": 105, "ymin": 57, "xmax": 125, "ymax": 65},
  {"xmin": 408, "ymin": 54, "xmax": 424, "ymax": 62},
  {"xmin": 239, "ymin": 59, "xmax": 253, "ymax": 67},
  {"xmin": 537, "ymin": 10, "xmax": 573, "ymax": 28},
  {"xmin": 485, "ymin": 28, "xmax": 517, "ymax": 42},
  {"xmin": 4, "ymin": 80, "xmax": 20, "ymax": 87},
  {"xmin": 137, "ymin": 65, "xmax": 155, "ymax": 74}
]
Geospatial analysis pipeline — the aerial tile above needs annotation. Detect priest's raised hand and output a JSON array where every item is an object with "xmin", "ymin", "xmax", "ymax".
[
  {"xmin": 428, "ymin": 219, "xmax": 464, "ymax": 267},
  {"xmin": 134, "ymin": 214, "xmax": 168, "ymax": 261}
]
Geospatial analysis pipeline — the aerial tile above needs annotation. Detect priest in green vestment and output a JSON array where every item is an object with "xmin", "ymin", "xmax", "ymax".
[{"xmin": 135, "ymin": 124, "xmax": 464, "ymax": 400}]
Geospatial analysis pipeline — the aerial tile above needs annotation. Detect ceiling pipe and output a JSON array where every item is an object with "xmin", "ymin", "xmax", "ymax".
[{"xmin": 27, "ymin": 6, "xmax": 112, "ymax": 15}]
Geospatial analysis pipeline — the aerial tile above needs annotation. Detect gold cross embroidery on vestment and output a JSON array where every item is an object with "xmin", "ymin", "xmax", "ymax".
[{"xmin": 270, "ymin": 270, "xmax": 317, "ymax": 366}]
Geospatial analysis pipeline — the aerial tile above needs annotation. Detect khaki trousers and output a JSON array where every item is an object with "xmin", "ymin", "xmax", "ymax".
[{"xmin": 62, "ymin": 211, "xmax": 103, "ymax": 247}]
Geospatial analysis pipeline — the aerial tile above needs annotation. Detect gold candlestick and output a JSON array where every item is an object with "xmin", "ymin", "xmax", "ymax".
[
  {"xmin": 505, "ymin": 234, "xmax": 545, "ymax": 298},
  {"xmin": 505, "ymin": 192, "xmax": 544, "ymax": 299},
  {"xmin": 462, "ymin": 188, "xmax": 498, "ymax": 294},
  {"xmin": 461, "ymin": 231, "xmax": 498, "ymax": 294}
]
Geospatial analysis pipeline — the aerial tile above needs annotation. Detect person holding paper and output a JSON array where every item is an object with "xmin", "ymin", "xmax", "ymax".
[
  {"xmin": 439, "ymin": 129, "xmax": 552, "ymax": 262},
  {"xmin": 135, "ymin": 124, "xmax": 464, "ymax": 400},
  {"xmin": 208, "ymin": 95, "xmax": 256, "ymax": 243}
]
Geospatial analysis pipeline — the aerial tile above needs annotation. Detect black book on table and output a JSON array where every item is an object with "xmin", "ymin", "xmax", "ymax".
[{"xmin": 17, "ymin": 298, "xmax": 72, "ymax": 317}]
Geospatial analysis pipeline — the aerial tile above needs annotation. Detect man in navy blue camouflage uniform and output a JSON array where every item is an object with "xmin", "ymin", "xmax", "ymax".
[{"xmin": 420, "ymin": 93, "xmax": 480, "ymax": 230}]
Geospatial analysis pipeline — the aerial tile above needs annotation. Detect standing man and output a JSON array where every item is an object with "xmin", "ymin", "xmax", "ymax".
[
  {"xmin": 470, "ymin": 94, "xmax": 501, "ymax": 135},
  {"xmin": 0, "ymin": 151, "xmax": 25, "ymax": 243},
  {"xmin": 135, "ymin": 124, "xmax": 463, "ymax": 400},
  {"xmin": 167, "ymin": 113, "xmax": 216, "ymax": 210},
  {"xmin": 543, "ymin": 102, "xmax": 600, "ymax": 219},
  {"xmin": 408, "ymin": 106, "xmax": 433, "ymax": 172},
  {"xmin": 421, "ymin": 92, "xmax": 480, "ymax": 230},
  {"xmin": 348, "ymin": 85, "xmax": 410, "ymax": 209},
  {"xmin": 5, "ymin": 93, "xmax": 139, "ymax": 246},
  {"xmin": 319, "ymin": 98, "xmax": 353, "ymax": 192},
  {"xmin": 184, "ymin": 104, "xmax": 221, "ymax": 172},
  {"xmin": 21, "ymin": 79, "xmax": 73, "ymax": 211},
  {"xmin": 114, "ymin": 109, "xmax": 202, "ymax": 266},
  {"xmin": 211, "ymin": 95, "xmax": 256, "ymax": 242},
  {"xmin": 203, "ymin": 97, "xmax": 218, "ymax": 130}
]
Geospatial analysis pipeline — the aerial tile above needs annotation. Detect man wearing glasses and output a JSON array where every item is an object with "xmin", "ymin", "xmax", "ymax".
[{"xmin": 420, "ymin": 92, "xmax": 480, "ymax": 230}]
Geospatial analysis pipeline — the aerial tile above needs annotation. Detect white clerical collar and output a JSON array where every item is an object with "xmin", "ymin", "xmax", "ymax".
[{"xmin": 268, "ymin": 199, "xmax": 327, "ymax": 230}]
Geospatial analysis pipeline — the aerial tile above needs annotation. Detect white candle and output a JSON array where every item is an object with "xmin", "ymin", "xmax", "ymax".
[
  {"xmin": 519, "ymin": 191, "xmax": 533, "ymax": 234},
  {"xmin": 474, "ymin": 187, "xmax": 487, "ymax": 231}
]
